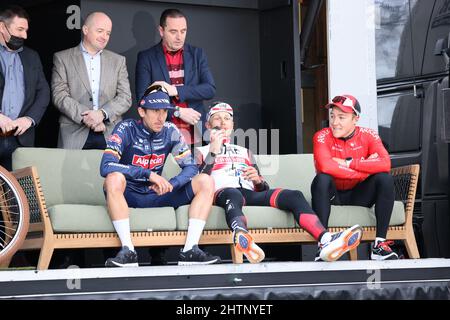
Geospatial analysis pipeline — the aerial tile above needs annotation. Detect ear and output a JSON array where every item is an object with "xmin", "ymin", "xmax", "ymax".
[
  {"xmin": 137, "ymin": 107, "xmax": 146, "ymax": 118},
  {"xmin": 0, "ymin": 21, "xmax": 7, "ymax": 34},
  {"xmin": 82, "ymin": 25, "xmax": 88, "ymax": 36},
  {"xmin": 205, "ymin": 121, "xmax": 212, "ymax": 130},
  {"xmin": 158, "ymin": 25, "xmax": 164, "ymax": 38}
]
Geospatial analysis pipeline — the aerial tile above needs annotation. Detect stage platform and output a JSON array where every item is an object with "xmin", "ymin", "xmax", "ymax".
[{"xmin": 1, "ymin": 259, "xmax": 450, "ymax": 300}]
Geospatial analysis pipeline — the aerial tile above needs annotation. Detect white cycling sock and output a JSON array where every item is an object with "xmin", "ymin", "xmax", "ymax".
[
  {"xmin": 183, "ymin": 218, "xmax": 206, "ymax": 252},
  {"xmin": 112, "ymin": 219, "xmax": 135, "ymax": 251},
  {"xmin": 319, "ymin": 232, "xmax": 332, "ymax": 245},
  {"xmin": 375, "ymin": 237, "xmax": 386, "ymax": 246}
]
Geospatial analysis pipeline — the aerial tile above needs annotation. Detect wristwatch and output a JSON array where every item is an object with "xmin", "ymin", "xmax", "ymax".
[
  {"xmin": 100, "ymin": 109, "xmax": 107, "ymax": 121},
  {"xmin": 345, "ymin": 157, "xmax": 353, "ymax": 167},
  {"xmin": 174, "ymin": 106, "xmax": 181, "ymax": 118},
  {"xmin": 209, "ymin": 152, "xmax": 217, "ymax": 157}
]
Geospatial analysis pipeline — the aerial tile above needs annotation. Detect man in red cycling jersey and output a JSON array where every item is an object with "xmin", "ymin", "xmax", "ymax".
[{"xmin": 312, "ymin": 94, "xmax": 398, "ymax": 260}]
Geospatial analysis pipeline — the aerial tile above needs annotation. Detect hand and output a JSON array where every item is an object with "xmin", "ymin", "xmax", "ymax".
[
  {"xmin": 151, "ymin": 81, "xmax": 178, "ymax": 97},
  {"xmin": 81, "ymin": 110, "xmax": 104, "ymax": 129},
  {"xmin": 149, "ymin": 172, "xmax": 173, "ymax": 195},
  {"xmin": 179, "ymin": 107, "xmax": 201, "ymax": 125},
  {"xmin": 209, "ymin": 127, "xmax": 225, "ymax": 154},
  {"xmin": 243, "ymin": 166, "xmax": 262, "ymax": 184},
  {"xmin": 332, "ymin": 157, "xmax": 347, "ymax": 167},
  {"xmin": 93, "ymin": 122, "xmax": 106, "ymax": 133},
  {"xmin": 0, "ymin": 113, "xmax": 16, "ymax": 134},
  {"xmin": 12, "ymin": 117, "xmax": 32, "ymax": 136}
]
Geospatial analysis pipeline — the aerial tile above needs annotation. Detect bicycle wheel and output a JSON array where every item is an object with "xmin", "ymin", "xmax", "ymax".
[{"xmin": 0, "ymin": 165, "xmax": 30, "ymax": 264}]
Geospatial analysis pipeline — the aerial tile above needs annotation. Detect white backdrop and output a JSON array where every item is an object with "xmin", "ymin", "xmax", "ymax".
[{"xmin": 327, "ymin": 0, "xmax": 379, "ymax": 131}]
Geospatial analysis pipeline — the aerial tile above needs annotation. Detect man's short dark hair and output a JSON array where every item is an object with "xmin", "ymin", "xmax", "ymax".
[
  {"xmin": 159, "ymin": 9, "xmax": 186, "ymax": 28},
  {"xmin": 0, "ymin": 5, "xmax": 30, "ymax": 25}
]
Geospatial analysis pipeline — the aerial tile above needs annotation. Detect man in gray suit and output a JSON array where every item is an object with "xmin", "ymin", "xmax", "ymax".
[{"xmin": 52, "ymin": 12, "xmax": 131, "ymax": 150}]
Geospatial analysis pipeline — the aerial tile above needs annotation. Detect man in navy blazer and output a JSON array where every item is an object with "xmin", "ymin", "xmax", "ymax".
[
  {"xmin": 0, "ymin": 5, "xmax": 49, "ymax": 170},
  {"xmin": 135, "ymin": 8, "xmax": 215, "ymax": 146}
]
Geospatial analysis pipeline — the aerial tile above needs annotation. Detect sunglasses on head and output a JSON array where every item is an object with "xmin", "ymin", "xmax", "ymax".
[
  {"xmin": 141, "ymin": 84, "xmax": 169, "ymax": 100},
  {"xmin": 332, "ymin": 96, "xmax": 360, "ymax": 116},
  {"xmin": 332, "ymin": 95, "xmax": 352, "ymax": 105}
]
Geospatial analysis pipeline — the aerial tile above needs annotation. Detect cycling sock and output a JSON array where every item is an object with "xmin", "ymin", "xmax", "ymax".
[
  {"xmin": 298, "ymin": 213, "xmax": 327, "ymax": 240},
  {"xmin": 319, "ymin": 231, "xmax": 332, "ymax": 245},
  {"xmin": 230, "ymin": 217, "xmax": 248, "ymax": 232},
  {"xmin": 375, "ymin": 237, "xmax": 386, "ymax": 246},
  {"xmin": 112, "ymin": 218, "xmax": 134, "ymax": 251},
  {"xmin": 183, "ymin": 218, "xmax": 206, "ymax": 252},
  {"xmin": 274, "ymin": 190, "xmax": 326, "ymax": 240}
]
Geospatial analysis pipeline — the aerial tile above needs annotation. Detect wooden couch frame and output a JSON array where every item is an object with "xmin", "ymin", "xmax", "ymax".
[{"xmin": 7, "ymin": 164, "xmax": 420, "ymax": 270}]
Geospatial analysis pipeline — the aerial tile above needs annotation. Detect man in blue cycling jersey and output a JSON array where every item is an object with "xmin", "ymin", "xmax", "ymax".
[{"xmin": 100, "ymin": 85, "xmax": 220, "ymax": 267}]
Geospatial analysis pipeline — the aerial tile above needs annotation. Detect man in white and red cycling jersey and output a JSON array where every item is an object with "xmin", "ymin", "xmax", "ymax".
[
  {"xmin": 312, "ymin": 94, "xmax": 398, "ymax": 260},
  {"xmin": 196, "ymin": 101, "xmax": 363, "ymax": 263}
]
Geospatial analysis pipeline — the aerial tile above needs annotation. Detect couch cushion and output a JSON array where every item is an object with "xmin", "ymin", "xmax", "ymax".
[
  {"xmin": 48, "ymin": 205, "xmax": 176, "ymax": 232},
  {"xmin": 254, "ymin": 154, "xmax": 315, "ymax": 202},
  {"xmin": 161, "ymin": 155, "xmax": 181, "ymax": 179},
  {"xmin": 176, "ymin": 201, "xmax": 405, "ymax": 230},
  {"xmin": 328, "ymin": 201, "xmax": 405, "ymax": 227},
  {"xmin": 12, "ymin": 148, "xmax": 182, "ymax": 208},
  {"xmin": 12, "ymin": 148, "xmax": 106, "ymax": 207},
  {"xmin": 175, "ymin": 205, "xmax": 297, "ymax": 230}
]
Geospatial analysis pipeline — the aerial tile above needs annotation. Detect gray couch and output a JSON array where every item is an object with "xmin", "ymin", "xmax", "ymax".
[{"xmin": 12, "ymin": 147, "xmax": 419, "ymax": 269}]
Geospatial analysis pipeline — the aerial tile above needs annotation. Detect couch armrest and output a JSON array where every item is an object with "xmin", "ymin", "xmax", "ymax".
[
  {"xmin": 390, "ymin": 164, "xmax": 420, "ymax": 227},
  {"xmin": 12, "ymin": 166, "xmax": 51, "ymax": 234}
]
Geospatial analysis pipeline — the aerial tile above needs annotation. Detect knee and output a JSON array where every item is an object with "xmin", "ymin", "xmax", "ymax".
[
  {"xmin": 104, "ymin": 172, "xmax": 126, "ymax": 194},
  {"xmin": 221, "ymin": 188, "xmax": 245, "ymax": 206},
  {"xmin": 293, "ymin": 190, "xmax": 307, "ymax": 202},
  {"xmin": 283, "ymin": 189, "xmax": 306, "ymax": 202},
  {"xmin": 193, "ymin": 173, "xmax": 215, "ymax": 196},
  {"xmin": 312, "ymin": 174, "xmax": 333, "ymax": 190},
  {"xmin": 373, "ymin": 172, "xmax": 394, "ymax": 188}
]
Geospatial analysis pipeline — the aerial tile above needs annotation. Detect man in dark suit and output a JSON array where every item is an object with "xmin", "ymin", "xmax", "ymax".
[
  {"xmin": 135, "ymin": 8, "xmax": 216, "ymax": 147},
  {"xmin": 0, "ymin": 5, "xmax": 49, "ymax": 171},
  {"xmin": 135, "ymin": 9, "xmax": 215, "ymax": 265}
]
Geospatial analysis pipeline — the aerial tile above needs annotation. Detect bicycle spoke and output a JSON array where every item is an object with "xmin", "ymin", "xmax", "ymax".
[
  {"xmin": 0, "ymin": 222, "xmax": 19, "ymax": 230},
  {"xmin": 0, "ymin": 168, "xmax": 30, "ymax": 262},
  {"xmin": 0, "ymin": 190, "xmax": 21, "ymax": 204},
  {"xmin": 0, "ymin": 228, "xmax": 14, "ymax": 239},
  {"xmin": 0, "ymin": 237, "xmax": 13, "ymax": 249},
  {"xmin": 0, "ymin": 208, "xmax": 21, "ymax": 215}
]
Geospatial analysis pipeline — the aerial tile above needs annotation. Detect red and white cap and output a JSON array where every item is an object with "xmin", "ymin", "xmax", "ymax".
[
  {"xmin": 325, "ymin": 94, "xmax": 361, "ymax": 116},
  {"xmin": 207, "ymin": 101, "xmax": 234, "ymax": 121}
]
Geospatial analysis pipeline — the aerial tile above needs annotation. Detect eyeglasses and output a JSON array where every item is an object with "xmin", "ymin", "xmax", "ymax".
[
  {"xmin": 141, "ymin": 84, "xmax": 169, "ymax": 100},
  {"xmin": 331, "ymin": 95, "xmax": 360, "ymax": 116}
]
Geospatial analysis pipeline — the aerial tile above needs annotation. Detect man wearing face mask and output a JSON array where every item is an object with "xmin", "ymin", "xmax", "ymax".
[{"xmin": 0, "ymin": 5, "xmax": 50, "ymax": 170}]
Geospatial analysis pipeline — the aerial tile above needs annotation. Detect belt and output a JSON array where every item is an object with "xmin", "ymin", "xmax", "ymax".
[{"xmin": 0, "ymin": 130, "xmax": 15, "ymax": 137}]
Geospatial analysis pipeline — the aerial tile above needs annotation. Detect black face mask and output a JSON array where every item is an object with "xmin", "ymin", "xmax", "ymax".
[{"xmin": 3, "ymin": 24, "xmax": 24, "ymax": 51}]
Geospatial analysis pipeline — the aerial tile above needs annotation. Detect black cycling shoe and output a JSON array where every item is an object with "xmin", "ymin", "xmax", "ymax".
[
  {"xmin": 105, "ymin": 246, "xmax": 138, "ymax": 267},
  {"xmin": 178, "ymin": 245, "xmax": 221, "ymax": 266}
]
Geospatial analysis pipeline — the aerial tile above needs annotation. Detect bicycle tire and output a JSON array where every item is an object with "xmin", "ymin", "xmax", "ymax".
[{"xmin": 0, "ymin": 165, "xmax": 30, "ymax": 264}]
